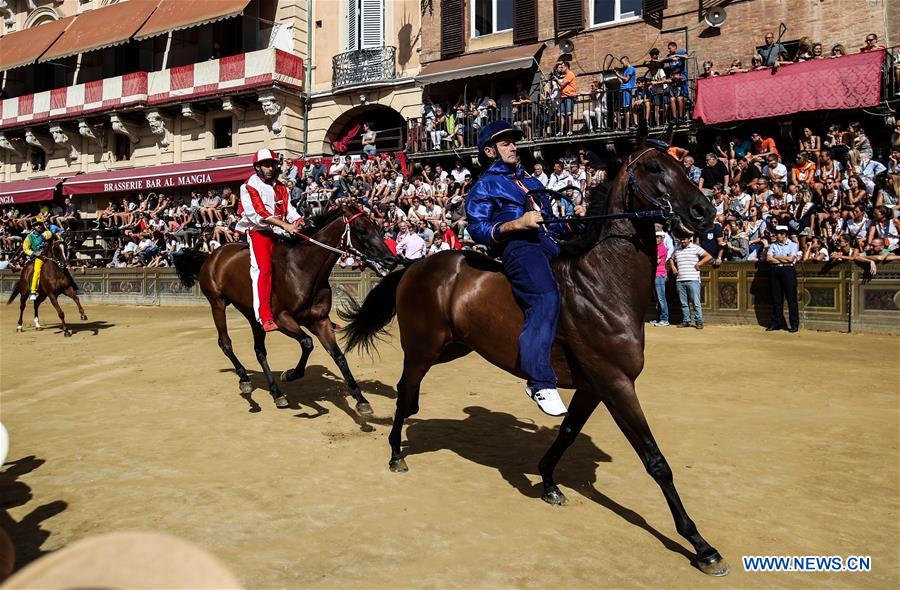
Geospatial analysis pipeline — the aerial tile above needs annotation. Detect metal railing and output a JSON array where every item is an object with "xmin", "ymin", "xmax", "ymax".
[
  {"xmin": 332, "ymin": 46, "xmax": 397, "ymax": 90},
  {"xmin": 406, "ymin": 88, "xmax": 695, "ymax": 155},
  {"xmin": 885, "ymin": 45, "xmax": 900, "ymax": 101}
]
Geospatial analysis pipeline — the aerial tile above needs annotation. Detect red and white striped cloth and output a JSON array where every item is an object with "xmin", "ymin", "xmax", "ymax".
[{"xmin": 0, "ymin": 48, "xmax": 303, "ymax": 130}]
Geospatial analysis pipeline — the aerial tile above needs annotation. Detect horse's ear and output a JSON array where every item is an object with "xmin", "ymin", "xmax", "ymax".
[
  {"xmin": 664, "ymin": 121, "xmax": 675, "ymax": 146},
  {"xmin": 635, "ymin": 114, "xmax": 648, "ymax": 147}
]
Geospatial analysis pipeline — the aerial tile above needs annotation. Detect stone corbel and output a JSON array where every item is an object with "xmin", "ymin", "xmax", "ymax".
[
  {"xmin": 145, "ymin": 109, "xmax": 173, "ymax": 150},
  {"xmin": 25, "ymin": 128, "xmax": 53, "ymax": 153},
  {"xmin": 0, "ymin": 133, "xmax": 26, "ymax": 157},
  {"xmin": 49, "ymin": 124, "xmax": 79, "ymax": 162},
  {"xmin": 78, "ymin": 118, "xmax": 106, "ymax": 150},
  {"xmin": 181, "ymin": 104, "xmax": 205, "ymax": 126},
  {"xmin": 258, "ymin": 93, "xmax": 284, "ymax": 135},
  {"xmin": 110, "ymin": 114, "xmax": 140, "ymax": 146},
  {"xmin": 221, "ymin": 96, "xmax": 245, "ymax": 122}
]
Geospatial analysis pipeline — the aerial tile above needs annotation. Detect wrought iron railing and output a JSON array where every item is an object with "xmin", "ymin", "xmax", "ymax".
[{"xmin": 332, "ymin": 46, "xmax": 397, "ymax": 90}]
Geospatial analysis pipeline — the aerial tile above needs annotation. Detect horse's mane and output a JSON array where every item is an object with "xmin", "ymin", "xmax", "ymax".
[
  {"xmin": 299, "ymin": 206, "xmax": 346, "ymax": 237},
  {"xmin": 559, "ymin": 181, "xmax": 611, "ymax": 257}
]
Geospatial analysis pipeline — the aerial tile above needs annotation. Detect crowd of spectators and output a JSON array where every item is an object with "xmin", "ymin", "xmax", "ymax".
[
  {"xmin": 411, "ymin": 32, "xmax": 894, "ymax": 149},
  {"xmin": 2, "ymin": 114, "xmax": 898, "ymax": 276}
]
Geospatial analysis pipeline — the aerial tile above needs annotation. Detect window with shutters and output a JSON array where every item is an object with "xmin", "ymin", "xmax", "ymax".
[
  {"xmin": 472, "ymin": 0, "xmax": 513, "ymax": 37},
  {"xmin": 591, "ymin": 0, "xmax": 643, "ymax": 27},
  {"xmin": 346, "ymin": 0, "xmax": 384, "ymax": 51}
]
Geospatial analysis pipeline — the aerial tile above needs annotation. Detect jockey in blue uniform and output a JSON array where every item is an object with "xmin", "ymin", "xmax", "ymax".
[{"xmin": 465, "ymin": 121, "xmax": 586, "ymax": 416}]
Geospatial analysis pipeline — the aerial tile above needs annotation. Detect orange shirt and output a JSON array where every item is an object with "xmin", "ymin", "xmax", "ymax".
[
  {"xmin": 560, "ymin": 70, "xmax": 577, "ymax": 97},
  {"xmin": 753, "ymin": 137, "xmax": 780, "ymax": 157},
  {"xmin": 792, "ymin": 161, "xmax": 816, "ymax": 183}
]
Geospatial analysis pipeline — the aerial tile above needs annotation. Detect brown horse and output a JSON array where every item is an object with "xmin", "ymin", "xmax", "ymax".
[
  {"xmin": 175, "ymin": 203, "xmax": 398, "ymax": 412},
  {"xmin": 7, "ymin": 239, "xmax": 87, "ymax": 336},
  {"xmin": 341, "ymin": 144, "xmax": 730, "ymax": 575}
]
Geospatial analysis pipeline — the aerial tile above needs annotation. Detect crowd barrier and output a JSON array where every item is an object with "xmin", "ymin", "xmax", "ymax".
[{"xmin": 1, "ymin": 263, "xmax": 898, "ymax": 334}]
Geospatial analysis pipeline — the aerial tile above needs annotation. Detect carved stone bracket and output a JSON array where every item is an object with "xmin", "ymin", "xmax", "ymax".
[
  {"xmin": 49, "ymin": 124, "xmax": 79, "ymax": 161},
  {"xmin": 0, "ymin": 133, "xmax": 26, "ymax": 157},
  {"xmin": 222, "ymin": 96, "xmax": 245, "ymax": 122},
  {"xmin": 110, "ymin": 114, "xmax": 140, "ymax": 145},
  {"xmin": 181, "ymin": 104, "xmax": 205, "ymax": 126},
  {"xmin": 258, "ymin": 93, "xmax": 284, "ymax": 135},
  {"xmin": 78, "ymin": 118, "xmax": 106, "ymax": 150},
  {"xmin": 25, "ymin": 128, "xmax": 53, "ymax": 152},
  {"xmin": 146, "ymin": 109, "xmax": 173, "ymax": 150}
]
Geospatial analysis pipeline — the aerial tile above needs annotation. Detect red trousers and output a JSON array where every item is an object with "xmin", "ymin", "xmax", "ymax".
[{"xmin": 247, "ymin": 230, "xmax": 276, "ymax": 324}]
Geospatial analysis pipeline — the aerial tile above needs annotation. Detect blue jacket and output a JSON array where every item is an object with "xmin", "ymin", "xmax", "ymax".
[{"xmin": 466, "ymin": 160, "xmax": 575, "ymax": 253}]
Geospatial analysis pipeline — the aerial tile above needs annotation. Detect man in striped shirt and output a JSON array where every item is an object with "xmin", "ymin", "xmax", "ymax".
[{"xmin": 669, "ymin": 236, "xmax": 713, "ymax": 329}]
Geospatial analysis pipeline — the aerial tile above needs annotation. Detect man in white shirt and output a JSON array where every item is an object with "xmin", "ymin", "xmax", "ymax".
[
  {"xmin": 669, "ymin": 236, "xmax": 712, "ymax": 329},
  {"xmin": 547, "ymin": 162, "xmax": 573, "ymax": 192},
  {"xmin": 450, "ymin": 160, "xmax": 471, "ymax": 184},
  {"xmin": 433, "ymin": 163, "xmax": 449, "ymax": 183},
  {"xmin": 762, "ymin": 155, "xmax": 788, "ymax": 185},
  {"xmin": 570, "ymin": 162, "xmax": 587, "ymax": 194},
  {"xmin": 533, "ymin": 163, "xmax": 549, "ymax": 187},
  {"xmin": 395, "ymin": 220, "xmax": 427, "ymax": 259}
]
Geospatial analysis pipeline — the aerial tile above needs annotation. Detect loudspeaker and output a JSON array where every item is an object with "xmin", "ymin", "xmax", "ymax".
[
  {"xmin": 559, "ymin": 39, "xmax": 575, "ymax": 54},
  {"xmin": 704, "ymin": 7, "xmax": 727, "ymax": 28}
]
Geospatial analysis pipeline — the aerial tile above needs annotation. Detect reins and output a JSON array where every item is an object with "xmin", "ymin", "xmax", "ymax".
[
  {"xmin": 535, "ymin": 148, "xmax": 674, "ymax": 225},
  {"xmin": 291, "ymin": 209, "xmax": 368, "ymax": 263}
]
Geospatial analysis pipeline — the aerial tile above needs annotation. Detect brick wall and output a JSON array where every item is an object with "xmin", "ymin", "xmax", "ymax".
[{"xmin": 421, "ymin": 0, "xmax": 892, "ymax": 77}]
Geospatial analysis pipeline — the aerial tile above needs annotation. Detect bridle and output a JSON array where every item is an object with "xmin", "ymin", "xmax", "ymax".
[
  {"xmin": 624, "ymin": 147, "xmax": 674, "ymax": 220},
  {"xmin": 293, "ymin": 208, "xmax": 370, "ymax": 263},
  {"xmin": 536, "ymin": 148, "xmax": 674, "ymax": 225}
]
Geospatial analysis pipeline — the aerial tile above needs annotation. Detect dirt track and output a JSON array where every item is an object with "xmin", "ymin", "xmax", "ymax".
[{"xmin": 0, "ymin": 304, "xmax": 898, "ymax": 589}]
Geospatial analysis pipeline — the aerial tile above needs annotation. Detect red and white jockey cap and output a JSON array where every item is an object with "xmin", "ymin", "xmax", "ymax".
[{"xmin": 253, "ymin": 148, "xmax": 279, "ymax": 164}]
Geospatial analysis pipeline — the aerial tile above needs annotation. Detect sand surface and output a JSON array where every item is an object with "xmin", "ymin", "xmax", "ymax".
[{"xmin": 1, "ymin": 304, "xmax": 898, "ymax": 589}]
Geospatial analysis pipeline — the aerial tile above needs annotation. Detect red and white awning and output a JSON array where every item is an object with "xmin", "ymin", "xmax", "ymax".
[
  {"xmin": 62, "ymin": 155, "xmax": 255, "ymax": 196},
  {"xmin": 0, "ymin": 177, "xmax": 64, "ymax": 205}
]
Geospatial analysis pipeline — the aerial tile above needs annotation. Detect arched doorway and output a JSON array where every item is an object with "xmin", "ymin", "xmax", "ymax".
[{"xmin": 325, "ymin": 105, "xmax": 406, "ymax": 155}]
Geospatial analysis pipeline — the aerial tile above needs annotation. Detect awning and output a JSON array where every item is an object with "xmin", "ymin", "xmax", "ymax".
[
  {"xmin": 39, "ymin": 0, "xmax": 160, "ymax": 63},
  {"xmin": 0, "ymin": 15, "xmax": 76, "ymax": 71},
  {"xmin": 135, "ymin": 0, "xmax": 251, "ymax": 41},
  {"xmin": 416, "ymin": 42, "xmax": 545, "ymax": 85},
  {"xmin": 62, "ymin": 155, "xmax": 255, "ymax": 196},
  {"xmin": 0, "ymin": 177, "xmax": 63, "ymax": 205},
  {"xmin": 694, "ymin": 50, "xmax": 885, "ymax": 125}
]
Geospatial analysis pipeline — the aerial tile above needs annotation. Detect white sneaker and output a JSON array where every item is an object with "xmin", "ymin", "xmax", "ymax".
[
  {"xmin": 28, "ymin": 293, "xmax": 37, "ymax": 301},
  {"xmin": 654, "ymin": 320, "xmax": 669, "ymax": 327},
  {"xmin": 525, "ymin": 386, "xmax": 568, "ymax": 416}
]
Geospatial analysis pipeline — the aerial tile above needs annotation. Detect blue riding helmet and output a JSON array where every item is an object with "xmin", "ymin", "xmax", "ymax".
[{"xmin": 476, "ymin": 120, "xmax": 523, "ymax": 156}]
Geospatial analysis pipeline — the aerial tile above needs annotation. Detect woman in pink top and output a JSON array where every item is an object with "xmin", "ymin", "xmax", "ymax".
[{"xmin": 651, "ymin": 231, "xmax": 670, "ymax": 326}]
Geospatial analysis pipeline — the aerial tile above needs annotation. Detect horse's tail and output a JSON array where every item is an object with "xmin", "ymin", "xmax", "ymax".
[
  {"xmin": 338, "ymin": 266, "xmax": 409, "ymax": 355},
  {"xmin": 173, "ymin": 249, "xmax": 209, "ymax": 288},
  {"xmin": 6, "ymin": 281, "xmax": 20, "ymax": 305}
]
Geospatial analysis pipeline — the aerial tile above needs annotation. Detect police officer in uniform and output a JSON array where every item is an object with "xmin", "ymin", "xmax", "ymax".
[
  {"xmin": 465, "ymin": 121, "xmax": 586, "ymax": 416},
  {"xmin": 766, "ymin": 225, "xmax": 800, "ymax": 332}
]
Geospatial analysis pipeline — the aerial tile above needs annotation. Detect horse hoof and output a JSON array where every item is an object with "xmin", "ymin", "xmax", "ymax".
[
  {"xmin": 389, "ymin": 458, "xmax": 408, "ymax": 473},
  {"xmin": 541, "ymin": 488, "xmax": 568, "ymax": 506},
  {"xmin": 16, "ymin": 326, "xmax": 22, "ymax": 333},
  {"xmin": 80, "ymin": 314, "xmax": 88, "ymax": 320},
  {"xmin": 64, "ymin": 331, "xmax": 72, "ymax": 337},
  {"xmin": 697, "ymin": 553, "xmax": 730, "ymax": 577},
  {"xmin": 280, "ymin": 370, "xmax": 293, "ymax": 382},
  {"xmin": 274, "ymin": 395, "xmax": 289, "ymax": 409},
  {"xmin": 356, "ymin": 401, "xmax": 374, "ymax": 416},
  {"xmin": 239, "ymin": 381, "xmax": 252, "ymax": 395}
]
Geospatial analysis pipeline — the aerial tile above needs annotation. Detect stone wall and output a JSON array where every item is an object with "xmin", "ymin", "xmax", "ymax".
[{"xmin": 3, "ymin": 262, "xmax": 898, "ymax": 333}]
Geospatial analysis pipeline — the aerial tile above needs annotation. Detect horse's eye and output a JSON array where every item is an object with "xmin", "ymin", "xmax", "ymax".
[{"xmin": 645, "ymin": 162, "xmax": 662, "ymax": 173}]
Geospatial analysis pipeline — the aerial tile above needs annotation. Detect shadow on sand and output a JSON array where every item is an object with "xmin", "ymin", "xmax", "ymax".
[
  {"xmin": 0, "ymin": 456, "xmax": 68, "ymax": 574},
  {"xmin": 402, "ymin": 406, "xmax": 694, "ymax": 562}
]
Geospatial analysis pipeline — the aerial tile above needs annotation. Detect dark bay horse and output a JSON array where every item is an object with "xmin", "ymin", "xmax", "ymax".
[
  {"xmin": 7, "ymin": 239, "xmax": 87, "ymax": 336},
  {"xmin": 341, "ymin": 145, "xmax": 730, "ymax": 575},
  {"xmin": 175, "ymin": 204, "xmax": 398, "ymax": 412}
]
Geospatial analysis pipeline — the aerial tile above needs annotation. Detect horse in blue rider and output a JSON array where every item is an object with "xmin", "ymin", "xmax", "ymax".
[{"xmin": 465, "ymin": 120, "xmax": 586, "ymax": 416}]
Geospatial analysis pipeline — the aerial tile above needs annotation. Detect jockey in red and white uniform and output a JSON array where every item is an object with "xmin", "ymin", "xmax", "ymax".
[{"xmin": 236, "ymin": 148, "xmax": 303, "ymax": 332}]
